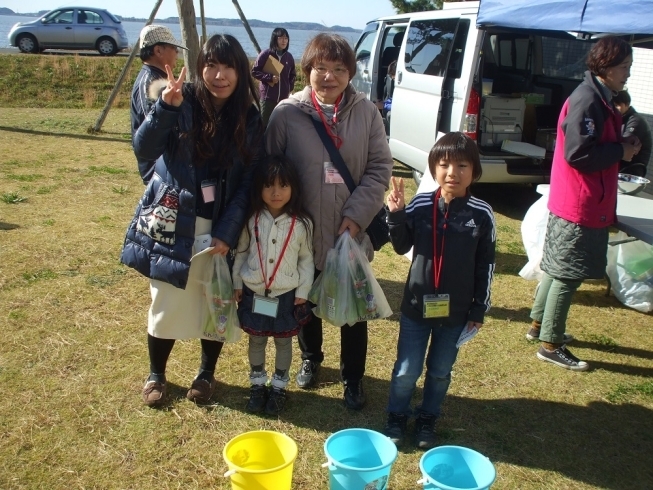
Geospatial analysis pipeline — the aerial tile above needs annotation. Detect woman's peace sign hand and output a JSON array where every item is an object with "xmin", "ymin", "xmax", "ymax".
[
  {"xmin": 161, "ymin": 65, "xmax": 186, "ymax": 107},
  {"xmin": 386, "ymin": 177, "xmax": 405, "ymax": 212}
]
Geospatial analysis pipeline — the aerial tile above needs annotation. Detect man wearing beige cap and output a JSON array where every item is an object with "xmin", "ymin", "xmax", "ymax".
[{"xmin": 131, "ymin": 25, "xmax": 187, "ymax": 184}]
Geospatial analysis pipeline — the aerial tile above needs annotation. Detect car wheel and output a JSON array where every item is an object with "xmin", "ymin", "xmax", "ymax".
[
  {"xmin": 97, "ymin": 37, "xmax": 117, "ymax": 56},
  {"xmin": 16, "ymin": 34, "xmax": 38, "ymax": 54},
  {"xmin": 412, "ymin": 169, "xmax": 423, "ymax": 187}
]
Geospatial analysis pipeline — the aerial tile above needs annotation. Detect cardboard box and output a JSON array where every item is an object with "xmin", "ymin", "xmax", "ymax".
[{"xmin": 263, "ymin": 56, "xmax": 284, "ymax": 86}]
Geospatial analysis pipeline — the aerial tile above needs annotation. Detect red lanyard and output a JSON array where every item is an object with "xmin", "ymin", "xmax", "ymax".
[
  {"xmin": 433, "ymin": 188, "xmax": 448, "ymax": 290},
  {"xmin": 311, "ymin": 90, "xmax": 343, "ymax": 149},
  {"xmin": 255, "ymin": 212, "xmax": 296, "ymax": 296}
]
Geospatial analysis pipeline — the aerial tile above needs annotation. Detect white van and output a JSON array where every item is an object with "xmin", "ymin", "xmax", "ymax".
[{"xmin": 352, "ymin": 1, "xmax": 615, "ymax": 184}]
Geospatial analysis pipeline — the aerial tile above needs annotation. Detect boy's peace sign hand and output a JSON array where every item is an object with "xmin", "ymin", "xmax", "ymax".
[
  {"xmin": 386, "ymin": 177, "xmax": 405, "ymax": 212},
  {"xmin": 161, "ymin": 65, "xmax": 186, "ymax": 107}
]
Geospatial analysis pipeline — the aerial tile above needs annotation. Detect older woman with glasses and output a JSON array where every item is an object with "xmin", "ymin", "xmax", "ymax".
[{"xmin": 265, "ymin": 33, "xmax": 393, "ymax": 410}]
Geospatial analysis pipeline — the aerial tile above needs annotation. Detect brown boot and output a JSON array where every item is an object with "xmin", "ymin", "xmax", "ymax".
[
  {"xmin": 187, "ymin": 376, "xmax": 217, "ymax": 404},
  {"xmin": 142, "ymin": 380, "xmax": 166, "ymax": 408}
]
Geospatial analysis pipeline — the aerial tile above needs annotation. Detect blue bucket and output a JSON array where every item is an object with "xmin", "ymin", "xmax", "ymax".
[
  {"xmin": 418, "ymin": 446, "xmax": 496, "ymax": 490},
  {"xmin": 323, "ymin": 428, "xmax": 398, "ymax": 490}
]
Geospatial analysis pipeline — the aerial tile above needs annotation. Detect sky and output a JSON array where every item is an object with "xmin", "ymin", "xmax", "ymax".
[{"xmin": 2, "ymin": 0, "xmax": 397, "ymax": 30}]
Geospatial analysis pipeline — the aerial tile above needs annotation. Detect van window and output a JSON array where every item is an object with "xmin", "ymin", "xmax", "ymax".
[
  {"xmin": 404, "ymin": 18, "xmax": 459, "ymax": 77},
  {"xmin": 446, "ymin": 19, "xmax": 469, "ymax": 79},
  {"xmin": 497, "ymin": 36, "xmax": 531, "ymax": 71},
  {"xmin": 355, "ymin": 25, "xmax": 378, "ymax": 62},
  {"xmin": 541, "ymin": 37, "xmax": 594, "ymax": 79}
]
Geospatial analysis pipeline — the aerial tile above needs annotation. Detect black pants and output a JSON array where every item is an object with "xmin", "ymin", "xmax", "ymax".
[
  {"xmin": 148, "ymin": 334, "xmax": 223, "ymax": 375},
  {"xmin": 298, "ymin": 269, "xmax": 368, "ymax": 382}
]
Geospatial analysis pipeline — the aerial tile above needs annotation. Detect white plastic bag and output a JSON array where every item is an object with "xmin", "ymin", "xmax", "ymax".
[
  {"xmin": 201, "ymin": 254, "xmax": 242, "ymax": 342},
  {"xmin": 519, "ymin": 194, "xmax": 550, "ymax": 281},
  {"xmin": 309, "ymin": 232, "xmax": 392, "ymax": 327},
  {"xmin": 606, "ymin": 232, "xmax": 653, "ymax": 313}
]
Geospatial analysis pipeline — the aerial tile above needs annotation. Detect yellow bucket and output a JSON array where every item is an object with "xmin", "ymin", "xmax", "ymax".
[{"xmin": 223, "ymin": 430, "xmax": 298, "ymax": 490}]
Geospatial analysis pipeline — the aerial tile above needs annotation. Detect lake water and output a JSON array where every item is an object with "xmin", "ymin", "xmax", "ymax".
[{"xmin": 0, "ymin": 14, "xmax": 361, "ymax": 57}]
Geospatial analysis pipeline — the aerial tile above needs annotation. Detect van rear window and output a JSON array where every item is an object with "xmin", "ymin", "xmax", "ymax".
[{"xmin": 541, "ymin": 37, "xmax": 595, "ymax": 79}]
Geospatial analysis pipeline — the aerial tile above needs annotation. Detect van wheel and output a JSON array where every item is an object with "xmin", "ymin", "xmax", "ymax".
[
  {"xmin": 17, "ymin": 34, "xmax": 38, "ymax": 54},
  {"xmin": 412, "ymin": 169, "xmax": 423, "ymax": 187}
]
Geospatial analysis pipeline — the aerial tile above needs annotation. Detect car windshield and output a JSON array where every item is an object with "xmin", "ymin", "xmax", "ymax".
[{"xmin": 106, "ymin": 11, "xmax": 121, "ymax": 23}]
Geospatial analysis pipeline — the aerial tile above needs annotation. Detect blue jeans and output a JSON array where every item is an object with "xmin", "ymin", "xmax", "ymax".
[{"xmin": 387, "ymin": 315, "xmax": 466, "ymax": 418}]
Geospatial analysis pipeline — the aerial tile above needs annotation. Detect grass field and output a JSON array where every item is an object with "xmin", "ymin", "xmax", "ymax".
[{"xmin": 1, "ymin": 102, "xmax": 653, "ymax": 489}]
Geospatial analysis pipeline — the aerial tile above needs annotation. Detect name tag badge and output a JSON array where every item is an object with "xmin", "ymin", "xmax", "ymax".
[
  {"xmin": 193, "ymin": 233, "xmax": 212, "ymax": 254},
  {"xmin": 201, "ymin": 179, "xmax": 217, "ymax": 203},
  {"xmin": 324, "ymin": 161, "xmax": 345, "ymax": 184},
  {"xmin": 253, "ymin": 294, "xmax": 280, "ymax": 318},
  {"xmin": 423, "ymin": 294, "xmax": 450, "ymax": 318}
]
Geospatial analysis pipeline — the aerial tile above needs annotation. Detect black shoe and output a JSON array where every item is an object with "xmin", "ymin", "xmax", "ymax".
[
  {"xmin": 343, "ymin": 380, "xmax": 366, "ymax": 410},
  {"xmin": 415, "ymin": 414, "xmax": 437, "ymax": 450},
  {"xmin": 265, "ymin": 387, "xmax": 287, "ymax": 415},
  {"xmin": 295, "ymin": 360, "xmax": 320, "ymax": 389},
  {"xmin": 246, "ymin": 385, "xmax": 268, "ymax": 413},
  {"xmin": 383, "ymin": 413, "xmax": 408, "ymax": 447},
  {"xmin": 537, "ymin": 345, "xmax": 588, "ymax": 371}
]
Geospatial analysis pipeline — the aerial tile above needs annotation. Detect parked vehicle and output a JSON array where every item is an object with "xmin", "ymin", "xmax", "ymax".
[
  {"xmin": 8, "ymin": 7, "xmax": 129, "ymax": 56},
  {"xmin": 352, "ymin": 1, "xmax": 653, "ymax": 185}
]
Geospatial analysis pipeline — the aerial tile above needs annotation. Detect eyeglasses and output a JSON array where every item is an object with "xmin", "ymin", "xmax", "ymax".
[{"xmin": 312, "ymin": 66, "xmax": 349, "ymax": 78}]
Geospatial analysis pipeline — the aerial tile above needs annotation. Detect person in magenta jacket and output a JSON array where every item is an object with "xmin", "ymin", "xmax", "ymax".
[
  {"xmin": 251, "ymin": 28, "xmax": 296, "ymax": 126},
  {"xmin": 526, "ymin": 36, "xmax": 641, "ymax": 372}
]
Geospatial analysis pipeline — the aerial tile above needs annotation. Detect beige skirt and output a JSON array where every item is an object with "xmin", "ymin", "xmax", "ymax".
[{"xmin": 148, "ymin": 217, "xmax": 214, "ymax": 340}]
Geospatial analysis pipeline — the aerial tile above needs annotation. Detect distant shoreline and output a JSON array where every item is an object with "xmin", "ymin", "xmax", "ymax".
[{"xmin": 0, "ymin": 10, "xmax": 362, "ymax": 33}]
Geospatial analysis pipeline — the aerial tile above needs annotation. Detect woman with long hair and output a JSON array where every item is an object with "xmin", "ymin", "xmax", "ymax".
[{"xmin": 121, "ymin": 34, "xmax": 264, "ymax": 407}]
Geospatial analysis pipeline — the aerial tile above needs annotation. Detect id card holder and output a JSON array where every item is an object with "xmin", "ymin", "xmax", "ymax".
[
  {"xmin": 324, "ymin": 162, "xmax": 345, "ymax": 184},
  {"xmin": 423, "ymin": 294, "xmax": 450, "ymax": 318},
  {"xmin": 201, "ymin": 179, "xmax": 217, "ymax": 203},
  {"xmin": 253, "ymin": 294, "xmax": 279, "ymax": 318}
]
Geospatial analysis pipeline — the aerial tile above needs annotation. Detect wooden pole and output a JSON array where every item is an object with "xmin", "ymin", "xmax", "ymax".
[
  {"xmin": 90, "ymin": 0, "xmax": 164, "ymax": 133},
  {"xmin": 176, "ymin": 0, "xmax": 201, "ymax": 82},
  {"xmin": 231, "ymin": 0, "xmax": 261, "ymax": 53},
  {"xmin": 199, "ymin": 0, "xmax": 207, "ymax": 46}
]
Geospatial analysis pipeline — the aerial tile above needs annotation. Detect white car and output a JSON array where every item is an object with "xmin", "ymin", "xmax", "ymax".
[{"xmin": 8, "ymin": 6, "xmax": 129, "ymax": 56}]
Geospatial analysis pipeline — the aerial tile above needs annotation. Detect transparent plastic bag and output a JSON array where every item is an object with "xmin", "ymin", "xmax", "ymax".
[
  {"xmin": 606, "ymin": 232, "xmax": 653, "ymax": 313},
  {"xmin": 309, "ymin": 232, "xmax": 392, "ymax": 327},
  {"xmin": 201, "ymin": 254, "xmax": 242, "ymax": 342}
]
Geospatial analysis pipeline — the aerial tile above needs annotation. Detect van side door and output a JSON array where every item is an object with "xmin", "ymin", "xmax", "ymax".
[{"xmin": 390, "ymin": 16, "xmax": 475, "ymax": 173}]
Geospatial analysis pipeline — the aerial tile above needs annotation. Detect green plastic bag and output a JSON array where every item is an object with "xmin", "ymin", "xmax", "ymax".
[{"xmin": 309, "ymin": 232, "xmax": 392, "ymax": 327}]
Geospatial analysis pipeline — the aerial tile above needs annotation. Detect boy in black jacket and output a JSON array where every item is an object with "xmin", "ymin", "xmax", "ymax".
[{"xmin": 383, "ymin": 132, "xmax": 496, "ymax": 449}]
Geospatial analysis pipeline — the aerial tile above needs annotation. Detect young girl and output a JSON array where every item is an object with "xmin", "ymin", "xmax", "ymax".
[
  {"xmin": 383, "ymin": 132, "xmax": 496, "ymax": 449},
  {"xmin": 121, "ymin": 34, "xmax": 264, "ymax": 408},
  {"xmin": 233, "ymin": 155, "xmax": 314, "ymax": 415}
]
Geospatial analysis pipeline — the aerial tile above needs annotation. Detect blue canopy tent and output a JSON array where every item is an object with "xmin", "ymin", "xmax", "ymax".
[{"xmin": 477, "ymin": 0, "xmax": 653, "ymax": 47}]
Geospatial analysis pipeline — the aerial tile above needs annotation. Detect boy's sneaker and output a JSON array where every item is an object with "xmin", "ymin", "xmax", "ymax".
[
  {"xmin": 246, "ymin": 385, "xmax": 268, "ymax": 413},
  {"xmin": 383, "ymin": 413, "xmax": 408, "ymax": 447},
  {"xmin": 537, "ymin": 344, "xmax": 589, "ymax": 371},
  {"xmin": 295, "ymin": 360, "xmax": 320, "ymax": 389},
  {"xmin": 526, "ymin": 327, "xmax": 574, "ymax": 343},
  {"xmin": 142, "ymin": 380, "xmax": 166, "ymax": 408},
  {"xmin": 415, "ymin": 414, "xmax": 437, "ymax": 450},
  {"xmin": 265, "ymin": 387, "xmax": 287, "ymax": 415},
  {"xmin": 343, "ymin": 380, "xmax": 366, "ymax": 410}
]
